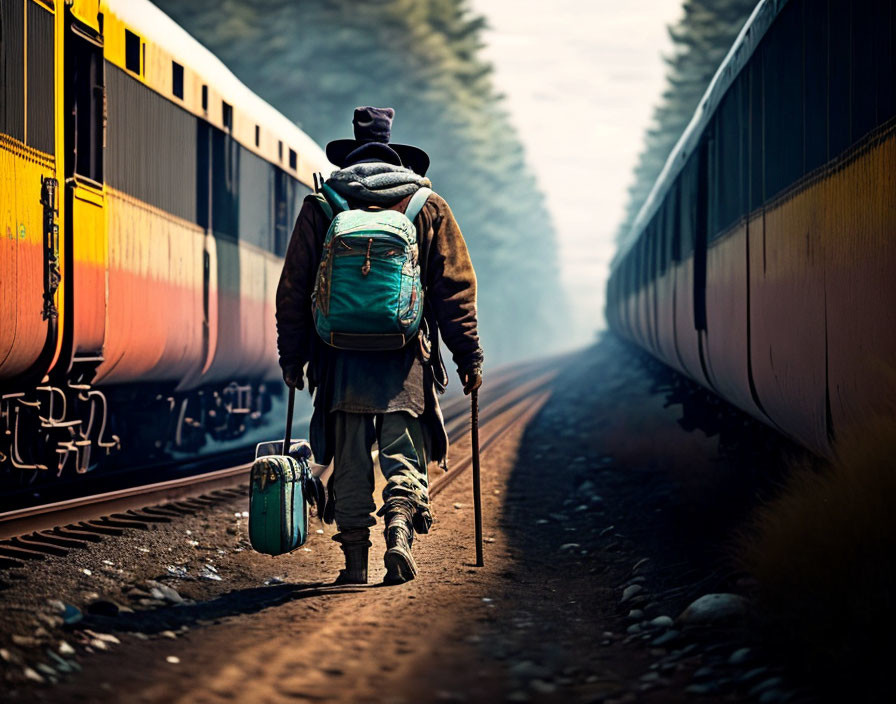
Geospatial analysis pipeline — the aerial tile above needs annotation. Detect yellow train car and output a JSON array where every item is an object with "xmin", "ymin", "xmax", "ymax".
[{"xmin": 0, "ymin": 0, "xmax": 330, "ymax": 485}]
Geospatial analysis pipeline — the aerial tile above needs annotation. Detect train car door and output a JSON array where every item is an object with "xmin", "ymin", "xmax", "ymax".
[{"xmin": 63, "ymin": 5, "xmax": 106, "ymax": 379}]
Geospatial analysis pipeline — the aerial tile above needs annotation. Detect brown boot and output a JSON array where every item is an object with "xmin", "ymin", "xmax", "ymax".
[
  {"xmin": 383, "ymin": 509, "xmax": 417, "ymax": 585},
  {"xmin": 333, "ymin": 528, "xmax": 370, "ymax": 585}
]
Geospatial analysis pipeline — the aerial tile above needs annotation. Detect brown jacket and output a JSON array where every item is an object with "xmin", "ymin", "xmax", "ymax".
[{"xmin": 275, "ymin": 191, "xmax": 483, "ymax": 465}]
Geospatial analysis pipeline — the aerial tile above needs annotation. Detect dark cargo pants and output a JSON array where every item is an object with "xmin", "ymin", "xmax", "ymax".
[{"xmin": 332, "ymin": 411, "xmax": 431, "ymax": 532}]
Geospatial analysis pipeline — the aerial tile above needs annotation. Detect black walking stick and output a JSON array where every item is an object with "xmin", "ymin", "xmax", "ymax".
[
  {"xmin": 471, "ymin": 388, "xmax": 484, "ymax": 567},
  {"xmin": 283, "ymin": 384, "xmax": 295, "ymax": 456}
]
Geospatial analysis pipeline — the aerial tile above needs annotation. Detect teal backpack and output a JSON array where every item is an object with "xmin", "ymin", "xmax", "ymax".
[{"xmin": 311, "ymin": 184, "xmax": 431, "ymax": 351}]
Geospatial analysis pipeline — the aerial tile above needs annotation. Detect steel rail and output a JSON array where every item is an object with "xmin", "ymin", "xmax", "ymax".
[
  {"xmin": 430, "ymin": 389, "xmax": 551, "ymax": 499},
  {"xmin": 0, "ymin": 365, "xmax": 555, "ymax": 542}
]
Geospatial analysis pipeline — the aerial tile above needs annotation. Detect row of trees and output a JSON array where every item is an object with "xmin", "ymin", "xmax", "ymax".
[
  {"xmin": 616, "ymin": 0, "xmax": 758, "ymax": 243},
  {"xmin": 157, "ymin": 0, "xmax": 567, "ymax": 365}
]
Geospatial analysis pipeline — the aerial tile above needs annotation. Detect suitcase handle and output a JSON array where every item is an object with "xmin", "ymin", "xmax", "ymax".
[{"xmin": 283, "ymin": 385, "xmax": 295, "ymax": 456}]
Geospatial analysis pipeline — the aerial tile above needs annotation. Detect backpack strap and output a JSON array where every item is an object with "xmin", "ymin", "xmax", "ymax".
[
  {"xmin": 320, "ymin": 183, "xmax": 350, "ymax": 216},
  {"xmin": 404, "ymin": 187, "xmax": 432, "ymax": 222},
  {"xmin": 313, "ymin": 193, "xmax": 334, "ymax": 221}
]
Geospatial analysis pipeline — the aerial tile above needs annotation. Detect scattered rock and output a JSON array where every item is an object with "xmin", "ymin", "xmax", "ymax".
[
  {"xmin": 160, "ymin": 630, "xmax": 178, "ymax": 640},
  {"xmin": 678, "ymin": 594, "xmax": 748, "ymax": 626},
  {"xmin": 626, "ymin": 624, "xmax": 641, "ymax": 634},
  {"xmin": 264, "ymin": 576, "xmax": 285, "ymax": 585},
  {"xmin": 58, "ymin": 641, "xmax": 76, "ymax": 656},
  {"xmin": 84, "ymin": 630, "xmax": 120, "ymax": 645},
  {"xmin": 748, "ymin": 677, "xmax": 784, "ymax": 698},
  {"xmin": 627, "ymin": 609, "xmax": 644, "ymax": 620},
  {"xmin": 198, "ymin": 564, "xmax": 222, "ymax": 581},
  {"xmin": 23, "ymin": 666, "xmax": 45, "ymax": 683},
  {"xmin": 649, "ymin": 616, "xmax": 674, "ymax": 629},
  {"xmin": 146, "ymin": 581, "xmax": 184, "ymax": 604},
  {"xmin": 692, "ymin": 666, "xmax": 714, "ymax": 680},
  {"xmin": 35, "ymin": 612, "xmax": 63, "ymax": 629},
  {"xmin": 165, "ymin": 565, "xmax": 189, "ymax": 579},
  {"xmin": 728, "ymin": 647, "xmax": 752, "ymax": 665},
  {"xmin": 166, "ymin": 655, "xmax": 180, "ymax": 664},
  {"xmin": 36, "ymin": 663, "xmax": 56, "ymax": 677},
  {"xmin": 559, "ymin": 543, "xmax": 580, "ymax": 551},
  {"xmin": 620, "ymin": 584, "xmax": 643, "ymax": 603},
  {"xmin": 509, "ymin": 660, "xmax": 551, "ymax": 680},
  {"xmin": 650, "ymin": 630, "xmax": 680, "ymax": 647},
  {"xmin": 124, "ymin": 587, "xmax": 152, "ymax": 601},
  {"xmin": 632, "ymin": 558, "xmax": 650, "ymax": 574},
  {"xmin": 684, "ymin": 683, "xmax": 719, "ymax": 695},
  {"xmin": 12, "ymin": 634, "xmax": 41, "ymax": 648},
  {"xmin": 529, "ymin": 679, "xmax": 556, "ymax": 694},
  {"xmin": 599, "ymin": 525, "xmax": 616, "ymax": 537},
  {"xmin": 47, "ymin": 651, "xmax": 75, "ymax": 673},
  {"xmin": 738, "ymin": 666, "xmax": 770, "ymax": 684}
]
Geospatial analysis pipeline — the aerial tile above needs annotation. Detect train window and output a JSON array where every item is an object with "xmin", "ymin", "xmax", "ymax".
[
  {"xmin": 125, "ymin": 29, "xmax": 140, "ymax": 75},
  {"xmin": 710, "ymin": 78, "xmax": 745, "ymax": 239},
  {"xmin": 828, "ymin": 0, "xmax": 851, "ymax": 158},
  {"xmin": 26, "ymin": 1, "xmax": 53, "ymax": 153},
  {"xmin": 201, "ymin": 84, "xmax": 208, "ymax": 112},
  {"xmin": 196, "ymin": 121, "xmax": 211, "ymax": 228},
  {"xmin": 748, "ymin": 61, "xmax": 763, "ymax": 211},
  {"xmin": 803, "ymin": 0, "xmax": 828, "ymax": 173},
  {"xmin": 238, "ymin": 146, "xmax": 272, "ymax": 250},
  {"xmin": 1, "ymin": 0, "xmax": 25, "ymax": 141},
  {"xmin": 278, "ymin": 140, "xmax": 283, "ymax": 162},
  {"xmin": 850, "ymin": 1, "xmax": 877, "ymax": 144},
  {"xmin": 211, "ymin": 126, "xmax": 238, "ymax": 237},
  {"xmin": 222, "ymin": 101, "xmax": 232, "ymax": 130},
  {"xmin": 664, "ymin": 188, "xmax": 679, "ymax": 265},
  {"xmin": 289, "ymin": 148, "xmax": 297, "ymax": 170},
  {"xmin": 762, "ymin": 1, "xmax": 803, "ymax": 202},
  {"xmin": 172, "ymin": 61, "xmax": 184, "ymax": 99},
  {"xmin": 255, "ymin": 124, "xmax": 260, "ymax": 147},
  {"xmin": 105, "ymin": 65, "xmax": 196, "ymax": 221},
  {"xmin": 70, "ymin": 31, "xmax": 104, "ymax": 182},
  {"xmin": 678, "ymin": 154, "xmax": 697, "ymax": 257},
  {"xmin": 876, "ymin": 0, "xmax": 896, "ymax": 125}
]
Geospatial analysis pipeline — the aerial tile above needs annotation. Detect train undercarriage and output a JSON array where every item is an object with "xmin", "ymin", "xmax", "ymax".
[{"xmin": 1, "ymin": 377, "xmax": 277, "ymax": 490}]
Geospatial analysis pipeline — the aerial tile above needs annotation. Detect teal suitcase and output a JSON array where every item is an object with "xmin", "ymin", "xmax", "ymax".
[{"xmin": 248, "ymin": 387, "xmax": 323, "ymax": 556}]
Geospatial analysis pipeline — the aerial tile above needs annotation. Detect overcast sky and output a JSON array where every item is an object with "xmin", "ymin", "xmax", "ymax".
[{"xmin": 472, "ymin": 0, "xmax": 682, "ymax": 343}]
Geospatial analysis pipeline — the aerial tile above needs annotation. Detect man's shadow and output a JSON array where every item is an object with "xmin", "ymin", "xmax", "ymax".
[{"xmin": 77, "ymin": 581, "xmax": 365, "ymax": 636}]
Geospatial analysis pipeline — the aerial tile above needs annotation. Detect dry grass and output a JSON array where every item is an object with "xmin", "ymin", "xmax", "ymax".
[{"xmin": 740, "ymin": 416, "xmax": 896, "ymax": 697}]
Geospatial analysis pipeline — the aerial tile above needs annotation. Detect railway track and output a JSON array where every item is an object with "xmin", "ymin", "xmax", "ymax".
[{"xmin": 0, "ymin": 361, "xmax": 557, "ymax": 566}]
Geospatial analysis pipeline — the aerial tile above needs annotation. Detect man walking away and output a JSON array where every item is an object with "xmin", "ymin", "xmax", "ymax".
[{"xmin": 276, "ymin": 107, "xmax": 483, "ymax": 585}]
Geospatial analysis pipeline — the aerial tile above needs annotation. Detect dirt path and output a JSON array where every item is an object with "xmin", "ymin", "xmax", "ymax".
[{"xmin": 4, "ymin": 337, "xmax": 815, "ymax": 703}]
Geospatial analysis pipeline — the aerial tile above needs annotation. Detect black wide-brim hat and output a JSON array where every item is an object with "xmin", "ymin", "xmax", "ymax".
[{"xmin": 326, "ymin": 106, "xmax": 431, "ymax": 176}]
